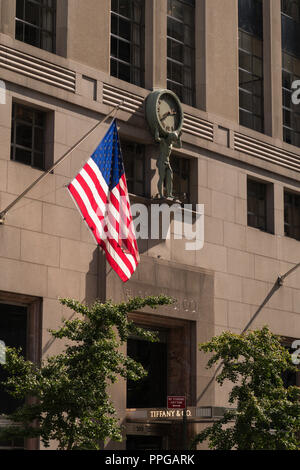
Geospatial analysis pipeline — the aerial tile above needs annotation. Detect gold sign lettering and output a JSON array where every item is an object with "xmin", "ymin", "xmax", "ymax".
[{"xmin": 149, "ymin": 409, "xmax": 193, "ymax": 419}]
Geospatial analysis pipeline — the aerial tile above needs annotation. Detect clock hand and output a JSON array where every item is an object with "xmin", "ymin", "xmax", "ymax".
[
  {"xmin": 161, "ymin": 110, "xmax": 177, "ymax": 120},
  {"xmin": 161, "ymin": 111, "xmax": 170, "ymax": 120}
]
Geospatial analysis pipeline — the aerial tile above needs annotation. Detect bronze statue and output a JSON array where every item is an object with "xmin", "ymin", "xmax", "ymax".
[{"xmin": 155, "ymin": 128, "xmax": 182, "ymax": 199}]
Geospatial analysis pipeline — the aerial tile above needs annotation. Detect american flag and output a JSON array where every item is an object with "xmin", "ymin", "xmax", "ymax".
[{"xmin": 68, "ymin": 119, "xmax": 139, "ymax": 282}]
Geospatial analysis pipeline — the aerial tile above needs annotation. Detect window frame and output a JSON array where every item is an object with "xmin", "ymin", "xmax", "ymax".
[
  {"xmin": 247, "ymin": 177, "xmax": 274, "ymax": 234},
  {"xmin": 10, "ymin": 102, "xmax": 52, "ymax": 171},
  {"xmin": 110, "ymin": 0, "xmax": 145, "ymax": 87},
  {"xmin": 282, "ymin": 53, "xmax": 300, "ymax": 147},
  {"xmin": 281, "ymin": 0, "xmax": 300, "ymax": 22},
  {"xmin": 167, "ymin": 0, "xmax": 195, "ymax": 106},
  {"xmin": 238, "ymin": 30, "xmax": 264, "ymax": 133},
  {"xmin": 281, "ymin": 1, "xmax": 300, "ymax": 146},
  {"xmin": 121, "ymin": 140, "xmax": 146, "ymax": 197},
  {"xmin": 15, "ymin": 0, "xmax": 57, "ymax": 53},
  {"xmin": 170, "ymin": 153, "xmax": 191, "ymax": 204},
  {"xmin": 284, "ymin": 189, "xmax": 300, "ymax": 241},
  {"xmin": 280, "ymin": 335, "xmax": 300, "ymax": 388}
]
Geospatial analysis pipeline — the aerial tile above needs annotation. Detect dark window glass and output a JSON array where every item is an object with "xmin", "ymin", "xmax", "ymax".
[
  {"xmin": 247, "ymin": 178, "xmax": 268, "ymax": 231},
  {"xmin": 284, "ymin": 190, "xmax": 300, "ymax": 240},
  {"xmin": 282, "ymin": 53, "xmax": 300, "ymax": 147},
  {"xmin": 127, "ymin": 329, "xmax": 168, "ymax": 408},
  {"xmin": 167, "ymin": 0, "xmax": 195, "ymax": 106},
  {"xmin": 281, "ymin": 341, "xmax": 299, "ymax": 389},
  {"xmin": 110, "ymin": 0, "xmax": 145, "ymax": 87},
  {"xmin": 16, "ymin": 123, "xmax": 32, "ymax": 148},
  {"xmin": 282, "ymin": 14, "xmax": 300, "ymax": 58},
  {"xmin": 118, "ymin": 39, "xmax": 131, "ymax": 62},
  {"xmin": 282, "ymin": 0, "xmax": 300, "ymax": 57},
  {"xmin": 11, "ymin": 103, "xmax": 46, "ymax": 170},
  {"xmin": 0, "ymin": 304, "xmax": 27, "ymax": 416},
  {"xmin": 25, "ymin": 1, "xmax": 40, "ymax": 25},
  {"xmin": 282, "ymin": 0, "xmax": 300, "ymax": 21},
  {"xmin": 238, "ymin": 0, "xmax": 264, "ymax": 133},
  {"xmin": 170, "ymin": 155, "xmax": 190, "ymax": 203},
  {"xmin": 238, "ymin": 0, "xmax": 263, "ymax": 38},
  {"xmin": 281, "ymin": 2, "xmax": 300, "ymax": 147},
  {"xmin": 121, "ymin": 140, "xmax": 145, "ymax": 197},
  {"xmin": 119, "ymin": 17, "xmax": 131, "ymax": 41},
  {"xmin": 15, "ymin": 0, "xmax": 56, "ymax": 53},
  {"xmin": 16, "ymin": 0, "xmax": 24, "ymax": 18}
]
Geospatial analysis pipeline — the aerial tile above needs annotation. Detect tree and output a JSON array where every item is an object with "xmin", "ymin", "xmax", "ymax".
[
  {"xmin": 0, "ymin": 295, "xmax": 174, "ymax": 450},
  {"xmin": 192, "ymin": 326, "xmax": 300, "ymax": 450}
]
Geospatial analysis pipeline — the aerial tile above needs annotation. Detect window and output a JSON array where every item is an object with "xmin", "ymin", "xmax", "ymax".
[
  {"xmin": 238, "ymin": 0, "xmax": 264, "ymax": 133},
  {"xmin": 15, "ymin": 0, "xmax": 56, "ymax": 53},
  {"xmin": 0, "ymin": 304, "xmax": 27, "ymax": 417},
  {"xmin": 110, "ymin": 0, "xmax": 145, "ymax": 87},
  {"xmin": 281, "ymin": 0, "xmax": 300, "ymax": 57},
  {"xmin": 281, "ymin": 337, "xmax": 300, "ymax": 389},
  {"xmin": 167, "ymin": 0, "xmax": 195, "ymax": 106},
  {"xmin": 282, "ymin": 0, "xmax": 300, "ymax": 21},
  {"xmin": 121, "ymin": 141, "xmax": 146, "ymax": 197},
  {"xmin": 282, "ymin": 54, "xmax": 300, "ymax": 146},
  {"xmin": 0, "ymin": 294, "xmax": 41, "ymax": 450},
  {"xmin": 247, "ymin": 178, "xmax": 274, "ymax": 233},
  {"xmin": 11, "ymin": 103, "xmax": 46, "ymax": 170},
  {"xmin": 127, "ymin": 328, "xmax": 168, "ymax": 409},
  {"xmin": 281, "ymin": 1, "xmax": 300, "ymax": 147},
  {"xmin": 284, "ymin": 190, "xmax": 300, "ymax": 240},
  {"xmin": 170, "ymin": 155, "xmax": 190, "ymax": 203}
]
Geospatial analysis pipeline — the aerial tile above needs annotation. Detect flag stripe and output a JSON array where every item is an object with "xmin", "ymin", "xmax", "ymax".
[
  {"xmin": 84, "ymin": 159, "xmax": 109, "ymax": 204},
  {"xmin": 70, "ymin": 180, "xmax": 105, "ymax": 240},
  {"xmin": 67, "ymin": 119, "xmax": 139, "ymax": 282},
  {"xmin": 69, "ymin": 181, "xmax": 133, "ymax": 280}
]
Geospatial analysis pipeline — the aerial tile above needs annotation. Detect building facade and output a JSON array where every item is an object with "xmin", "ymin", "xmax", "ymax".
[{"xmin": 0, "ymin": 0, "xmax": 300, "ymax": 450}]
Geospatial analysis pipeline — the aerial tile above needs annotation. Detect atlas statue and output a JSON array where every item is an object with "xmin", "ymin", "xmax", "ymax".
[{"xmin": 155, "ymin": 128, "xmax": 182, "ymax": 199}]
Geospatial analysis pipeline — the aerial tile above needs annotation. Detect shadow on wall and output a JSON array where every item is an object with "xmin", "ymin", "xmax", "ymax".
[{"xmin": 42, "ymin": 247, "xmax": 101, "ymax": 356}]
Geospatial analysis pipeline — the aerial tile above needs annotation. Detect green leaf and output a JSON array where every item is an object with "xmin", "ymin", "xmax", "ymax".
[{"xmin": 0, "ymin": 295, "xmax": 173, "ymax": 450}]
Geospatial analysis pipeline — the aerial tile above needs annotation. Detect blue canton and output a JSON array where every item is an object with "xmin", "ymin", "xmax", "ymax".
[{"xmin": 91, "ymin": 119, "xmax": 125, "ymax": 190}]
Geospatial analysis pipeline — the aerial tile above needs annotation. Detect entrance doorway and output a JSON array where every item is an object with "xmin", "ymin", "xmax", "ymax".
[{"xmin": 127, "ymin": 328, "xmax": 168, "ymax": 408}]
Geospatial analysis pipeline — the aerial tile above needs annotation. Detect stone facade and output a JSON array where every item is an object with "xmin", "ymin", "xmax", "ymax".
[{"xmin": 0, "ymin": 0, "xmax": 299, "ymax": 450}]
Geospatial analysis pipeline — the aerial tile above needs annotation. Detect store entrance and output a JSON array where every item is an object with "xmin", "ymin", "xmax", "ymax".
[
  {"xmin": 127, "ymin": 328, "xmax": 168, "ymax": 409},
  {"xmin": 126, "ymin": 435, "xmax": 163, "ymax": 450}
]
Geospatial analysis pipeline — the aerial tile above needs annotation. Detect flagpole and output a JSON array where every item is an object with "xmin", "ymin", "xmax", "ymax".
[{"xmin": 0, "ymin": 101, "xmax": 124, "ymax": 224}]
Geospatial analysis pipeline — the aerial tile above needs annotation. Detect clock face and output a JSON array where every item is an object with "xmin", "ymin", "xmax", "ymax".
[{"xmin": 156, "ymin": 92, "xmax": 182, "ymax": 133}]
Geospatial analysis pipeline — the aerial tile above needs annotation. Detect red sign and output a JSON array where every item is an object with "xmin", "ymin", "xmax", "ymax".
[{"xmin": 167, "ymin": 396, "xmax": 186, "ymax": 409}]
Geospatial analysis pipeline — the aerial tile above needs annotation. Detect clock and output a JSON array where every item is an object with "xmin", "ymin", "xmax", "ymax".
[{"xmin": 145, "ymin": 89, "xmax": 184, "ymax": 138}]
